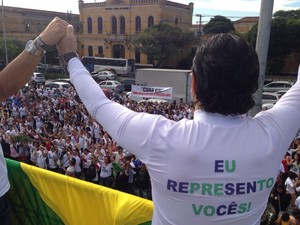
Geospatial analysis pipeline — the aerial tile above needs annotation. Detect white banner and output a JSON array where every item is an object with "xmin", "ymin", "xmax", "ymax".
[{"xmin": 131, "ymin": 85, "xmax": 173, "ymax": 99}]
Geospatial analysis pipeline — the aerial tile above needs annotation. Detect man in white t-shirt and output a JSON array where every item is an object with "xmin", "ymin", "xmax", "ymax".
[
  {"xmin": 58, "ymin": 26, "xmax": 300, "ymax": 225},
  {"xmin": 0, "ymin": 17, "xmax": 69, "ymax": 225}
]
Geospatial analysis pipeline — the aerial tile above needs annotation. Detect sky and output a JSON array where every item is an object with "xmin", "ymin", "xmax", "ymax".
[{"xmin": 3, "ymin": 0, "xmax": 300, "ymax": 24}]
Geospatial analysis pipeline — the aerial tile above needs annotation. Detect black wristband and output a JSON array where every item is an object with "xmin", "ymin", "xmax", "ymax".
[{"xmin": 59, "ymin": 52, "xmax": 79, "ymax": 74}]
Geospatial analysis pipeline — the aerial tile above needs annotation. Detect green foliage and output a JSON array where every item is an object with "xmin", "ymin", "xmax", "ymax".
[
  {"xmin": 244, "ymin": 23, "xmax": 258, "ymax": 48},
  {"xmin": 132, "ymin": 23, "xmax": 196, "ymax": 67},
  {"xmin": 45, "ymin": 46, "xmax": 60, "ymax": 65},
  {"xmin": 0, "ymin": 37, "xmax": 23, "ymax": 64},
  {"xmin": 10, "ymin": 134, "xmax": 32, "ymax": 144},
  {"xmin": 203, "ymin": 16, "xmax": 235, "ymax": 34},
  {"xmin": 286, "ymin": 19, "xmax": 300, "ymax": 52},
  {"xmin": 273, "ymin": 9, "xmax": 300, "ymax": 20},
  {"xmin": 245, "ymin": 10, "xmax": 300, "ymax": 75},
  {"xmin": 176, "ymin": 47, "xmax": 197, "ymax": 69}
]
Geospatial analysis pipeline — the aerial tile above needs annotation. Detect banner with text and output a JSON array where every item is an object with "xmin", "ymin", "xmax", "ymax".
[{"xmin": 131, "ymin": 85, "xmax": 173, "ymax": 100}]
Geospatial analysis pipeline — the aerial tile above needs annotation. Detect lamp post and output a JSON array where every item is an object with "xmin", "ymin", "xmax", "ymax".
[
  {"xmin": 1, "ymin": 0, "xmax": 8, "ymax": 65},
  {"xmin": 248, "ymin": 0, "xmax": 274, "ymax": 117}
]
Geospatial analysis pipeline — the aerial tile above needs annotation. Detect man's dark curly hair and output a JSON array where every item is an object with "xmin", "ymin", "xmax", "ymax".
[{"xmin": 192, "ymin": 33, "xmax": 259, "ymax": 115}]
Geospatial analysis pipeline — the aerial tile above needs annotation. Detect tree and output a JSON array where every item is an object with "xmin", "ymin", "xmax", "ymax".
[
  {"xmin": 0, "ymin": 37, "xmax": 23, "ymax": 65},
  {"xmin": 273, "ymin": 9, "xmax": 300, "ymax": 20},
  {"xmin": 203, "ymin": 16, "xmax": 235, "ymax": 34},
  {"xmin": 132, "ymin": 23, "xmax": 196, "ymax": 67},
  {"xmin": 176, "ymin": 47, "xmax": 197, "ymax": 69},
  {"xmin": 245, "ymin": 10, "xmax": 300, "ymax": 75}
]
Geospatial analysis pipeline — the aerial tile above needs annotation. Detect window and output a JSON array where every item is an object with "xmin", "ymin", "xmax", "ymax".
[
  {"xmin": 25, "ymin": 21, "xmax": 30, "ymax": 31},
  {"xmin": 148, "ymin": 16, "xmax": 154, "ymax": 27},
  {"xmin": 98, "ymin": 46, "xmax": 104, "ymax": 57},
  {"xmin": 98, "ymin": 17, "xmax": 103, "ymax": 33},
  {"xmin": 175, "ymin": 18, "xmax": 179, "ymax": 25},
  {"xmin": 135, "ymin": 16, "xmax": 141, "ymax": 33},
  {"xmin": 88, "ymin": 46, "xmax": 93, "ymax": 56},
  {"xmin": 120, "ymin": 16, "xmax": 125, "ymax": 34},
  {"xmin": 135, "ymin": 49, "xmax": 141, "ymax": 63},
  {"xmin": 87, "ymin": 17, "xmax": 93, "ymax": 33},
  {"xmin": 112, "ymin": 16, "xmax": 117, "ymax": 34},
  {"xmin": 37, "ymin": 23, "xmax": 42, "ymax": 31}
]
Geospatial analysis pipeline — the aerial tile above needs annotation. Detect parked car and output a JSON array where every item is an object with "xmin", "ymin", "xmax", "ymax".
[
  {"xmin": 263, "ymin": 81, "xmax": 294, "ymax": 92},
  {"xmin": 29, "ymin": 72, "xmax": 45, "ymax": 85},
  {"xmin": 261, "ymin": 102, "xmax": 277, "ymax": 111},
  {"xmin": 92, "ymin": 70, "xmax": 118, "ymax": 82},
  {"xmin": 91, "ymin": 68, "xmax": 117, "ymax": 75},
  {"xmin": 52, "ymin": 78, "xmax": 72, "ymax": 85},
  {"xmin": 262, "ymin": 92, "xmax": 280, "ymax": 105},
  {"xmin": 45, "ymin": 81, "xmax": 72, "ymax": 90},
  {"xmin": 99, "ymin": 80, "xmax": 124, "ymax": 93},
  {"xmin": 274, "ymin": 90, "xmax": 288, "ymax": 98},
  {"xmin": 120, "ymin": 78, "xmax": 135, "ymax": 92},
  {"xmin": 36, "ymin": 63, "xmax": 48, "ymax": 72}
]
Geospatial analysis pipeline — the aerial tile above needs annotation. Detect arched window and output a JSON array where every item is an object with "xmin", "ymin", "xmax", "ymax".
[
  {"xmin": 135, "ymin": 49, "xmax": 141, "ymax": 63},
  {"xmin": 120, "ymin": 16, "xmax": 125, "ymax": 34},
  {"xmin": 112, "ymin": 16, "xmax": 117, "ymax": 34},
  {"xmin": 88, "ymin": 46, "xmax": 93, "ymax": 56},
  {"xmin": 98, "ymin": 17, "xmax": 103, "ymax": 33},
  {"xmin": 148, "ymin": 16, "xmax": 154, "ymax": 27},
  {"xmin": 25, "ymin": 21, "xmax": 31, "ymax": 31},
  {"xmin": 175, "ymin": 18, "xmax": 179, "ymax": 25},
  {"xmin": 37, "ymin": 22, "xmax": 42, "ymax": 31},
  {"xmin": 135, "ymin": 16, "xmax": 141, "ymax": 33},
  {"xmin": 87, "ymin": 17, "xmax": 92, "ymax": 33}
]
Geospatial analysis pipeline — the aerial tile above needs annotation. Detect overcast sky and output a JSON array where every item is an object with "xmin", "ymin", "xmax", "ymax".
[{"xmin": 4, "ymin": 0, "xmax": 300, "ymax": 24}]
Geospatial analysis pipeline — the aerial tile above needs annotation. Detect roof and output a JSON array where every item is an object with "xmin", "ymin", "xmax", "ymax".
[{"xmin": 234, "ymin": 17, "xmax": 259, "ymax": 24}]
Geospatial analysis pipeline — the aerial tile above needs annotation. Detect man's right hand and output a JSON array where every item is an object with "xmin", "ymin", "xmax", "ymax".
[
  {"xmin": 56, "ymin": 24, "xmax": 78, "ymax": 56},
  {"xmin": 38, "ymin": 17, "xmax": 69, "ymax": 47}
]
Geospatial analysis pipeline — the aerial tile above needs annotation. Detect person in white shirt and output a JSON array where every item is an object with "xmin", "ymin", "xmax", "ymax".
[
  {"xmin": 0, "ymin": 21, "xmax": 69, "ymax": 225},
  {"xmin": 58, "ymin": 26, "xmax": 300, "ymax": 225},
  {"xmin": 64, "ymin": 157, "xmax": 76, "ymax": 177}
]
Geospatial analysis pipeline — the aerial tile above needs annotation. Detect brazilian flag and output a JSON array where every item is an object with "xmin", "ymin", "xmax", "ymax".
[{"xmin": 6, "ymin": 159, "xmax": 153, "ymax": 225}]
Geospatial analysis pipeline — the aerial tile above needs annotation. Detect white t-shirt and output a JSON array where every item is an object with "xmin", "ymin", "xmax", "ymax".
[
  {"xmin": 100, "ymin": 163, "xmax": 112, "ymax": 178},
  {"xmin": 70, "ymin": 58, "xmax": 300, "ymax": 225},
  {"xmin": 295, "ymin": 196, "xmax": 300, "ymax": 209},
  {"xmin": 66, "ymin": 165, "xmax": 75, "ymax": 176},
  {"xmin": 0, "ymin": 145, "xmax": 10, "ymax": 197},
  {"xmin": 285, "ymin": 177, "xmax": 296, "ymax": 194}
]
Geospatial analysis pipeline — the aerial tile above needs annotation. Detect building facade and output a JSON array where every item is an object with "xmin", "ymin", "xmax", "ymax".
[
  {"xmin": 78, "ymin": 0, "xmax": 194, "ymax": 64},
  {"xmin": 233, "ymin": 17, "xmax": 259, "ymax": 34},
  {"xmin": 0, "ymin": 6, "xmax": 81, "ymax": 42}
]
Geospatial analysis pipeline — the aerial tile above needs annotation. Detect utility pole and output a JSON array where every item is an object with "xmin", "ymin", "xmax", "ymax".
[
  {"xmin": 195, "ymin": 14, "xmax": 202, "ymax": 36},
  {"xmin": 248, "ymin": 0, "xmax": 274, "ymax": 117},
  {"xmin": 1, "ymin": 0, "xmax": 8, "ymax": 65}
]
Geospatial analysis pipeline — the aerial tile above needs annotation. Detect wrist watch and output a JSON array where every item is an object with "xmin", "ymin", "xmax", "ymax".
[
  {"xmin": 59, "ymin": 52, "xmax": 79, "ymax": 74},
  {"xmin": 25, "ymin": 40, "xmax": 45, "ymax": 57}
]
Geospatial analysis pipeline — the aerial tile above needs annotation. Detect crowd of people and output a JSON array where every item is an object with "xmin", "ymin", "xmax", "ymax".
[
  {"xmin": 260, "ymin": 136, "xmax": 300, "ymax": 224},
  {"xmin": 5, "ymin": 81, "xmax": 300, "ymax": 224},
  {"xmin": 0, "ymin": 82, "xmax": 194, "ymax": 200},
  {"xmin": 1, "ymin": 19, "xmax": 300, "ymax": 224}
]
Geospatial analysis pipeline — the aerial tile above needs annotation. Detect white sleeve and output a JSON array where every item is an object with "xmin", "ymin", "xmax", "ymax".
[
  {"xmin": 255, "ymin": 64, "xmax": 300, "ymax": 151},
  {"xmin": 298, "ymin": 64, "xmax": 300, "ymax": 81},
  {"xmin": 68, "ymin": 58, "xmax": 175, "ymax": 162}
]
